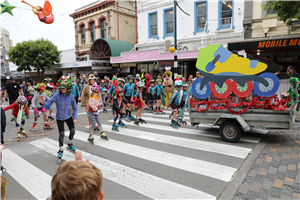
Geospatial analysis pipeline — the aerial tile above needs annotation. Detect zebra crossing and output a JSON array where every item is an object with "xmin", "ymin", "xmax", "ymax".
[{"xmin": 2, "ymin": 111, "xmax": 268, "ymax": 200}]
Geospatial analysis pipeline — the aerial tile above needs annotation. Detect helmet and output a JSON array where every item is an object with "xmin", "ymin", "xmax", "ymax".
[
  {"xmin": 127, "ymin": 75, "xmax": 134, "ymax": 80},
  {"xmin": 18, "ymin": 95, "xmax": 27, "ymax": 105},
  {"xmin": 103, "ymin": 88, "xmax": 108, "ymax": 92},
  {"xmin": 112, "ymin": 75, "xmax": 118, "ymax": 81},
  {"xmin": 85, "ymin": 79, "xmax": 88, "ymax": 83},
  {"xmin": 37, "ymin": 83, "xmax": 46, "ymax": 90},
  {"xmin": 47, "ymin": 83, "xmax": 54, "ymax": 89},
  {"xmin": 150, "ymin": 80, "xmax": 155, "ymax": 84},
  {"xmin": 33, "ymin": 86, "xmax": 37, "ymax": 90},
  {"xmin": 58, "ymin": 76, "xmax": 73, "ymax": 89},
  {"xmin": 43, "ymin": 77, "xmax": 51, "ymax": 82},
  {"xmin": 116, "ymin": 88, "xmax": 123, "ymax": 95},
  {"xmin": 118, "ymin": 79, "xmax": 125, "ymax": 84},
  {"xmin": 136, "ymin": 81, "xmax": 145, "ymax": 88},
  {"xmin": 88, "ymin": 74, "xmax": 96, "ymax": 80},
  {"xmin": 156, "ymin": 79, "xmax": 162, "ymax": 82},
  {"xmin": 174, "ymin": 80, "xmax": 182, "ymax": 87},
  {"xmin": 100, "ymin": 80, "xmax": 106, "ymax": 84},
  {"xmin": 91, "ymin": 84, "xmax": 100, "ymax": 92},
  {"xmin": 27, "ymin": 87, "xmax": 35, "ymax": 92}
]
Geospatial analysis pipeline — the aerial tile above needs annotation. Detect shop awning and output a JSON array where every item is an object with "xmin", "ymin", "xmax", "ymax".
[{"xmin": 89, "ymin": 39, "xmax": 134, "ymax": 60}]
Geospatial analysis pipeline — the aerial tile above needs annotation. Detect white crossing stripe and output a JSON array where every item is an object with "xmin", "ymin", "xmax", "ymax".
[
  {"xmin": 143, "ymin": 113, "xmax": 190, "ymax": 120},
  {"xmin": 74, "ymin": 130, "xmax": 237, "ymax": 182},
  {"xmin": 137, "ymin": 116, "xmax": 191, "ymax": 125},
  {"xmin": 30, "ymin": 138, "xmax": 215, "ymax": 199},
  {"xmin": 100, "ymin": 124, "xmax": 252, "ymax": 159},
  {"xmin": 2, "ymin": 149, "xmax": 52, "ymax": 199},
  {"xmin": 105, "ymin": 120, "xmax": 261, "ymax": 144},
  {"xmin": 162, "ymin": 110, "xmax": 190, "ymax": 116}
]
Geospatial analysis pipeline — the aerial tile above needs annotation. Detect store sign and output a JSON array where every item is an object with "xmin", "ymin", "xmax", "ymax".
[
  {"xmin": 257, "ymin": 38, "xmax": 300, "ymax": 49},
  {"xmin": 92, "ymin": 62, "xmax": 113, "ymax": 66},
  {"xmin": 111, "ymin": 50, "xmax": 199, "ymax": 63},
  {"xmin": 158, "ymin": 61, "xmax": 174, "ymax": 66}
]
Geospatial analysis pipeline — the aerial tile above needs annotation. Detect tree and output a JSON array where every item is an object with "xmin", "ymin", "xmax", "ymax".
[
  {"xmin": 8, "ymin": 38, "xmax": 61, "ymax": 81},
  {"xmin": 263, "ymin": 1, "xmax": 300, "ymax": 31}
]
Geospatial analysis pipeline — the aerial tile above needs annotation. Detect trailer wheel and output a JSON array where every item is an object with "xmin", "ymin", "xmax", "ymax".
[{"xmin": 219, "ymin": 121, "xmax": 242, "ymax": 143}]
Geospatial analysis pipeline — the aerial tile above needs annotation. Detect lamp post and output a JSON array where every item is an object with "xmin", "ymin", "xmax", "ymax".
[{"xmin": 171, "ymin": 1, "xmax": 190, "ymax": 73}]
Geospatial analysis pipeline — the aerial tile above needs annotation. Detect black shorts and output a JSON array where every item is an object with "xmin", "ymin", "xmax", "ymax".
[
  {"xmin": 155, "ymin": 95, "xmax": 161, "ymax": 100},
  {"xmin": 125, "ymin": 96, "xmax": 132, "ymax": 104},
  {"xmin": 180, "ymin": 101, "xmax": 185, "ymax": 108},
  {"xmin": 148, "ymin": 94, "xmax": 154, "ymax": 101},
  {"xmin": 171, "ymin": 104, "xmax": 180, "ymax": 110}
]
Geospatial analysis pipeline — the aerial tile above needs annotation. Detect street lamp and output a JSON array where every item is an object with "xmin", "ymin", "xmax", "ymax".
[{"xmin": 170, "ymin": 0, "xmax": 190, "ymax": 70}]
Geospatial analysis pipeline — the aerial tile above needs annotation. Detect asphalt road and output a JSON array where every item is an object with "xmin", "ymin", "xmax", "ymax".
[{"xmin": 1, "ymin": 101, "xmax": 269, "ymax": 200}]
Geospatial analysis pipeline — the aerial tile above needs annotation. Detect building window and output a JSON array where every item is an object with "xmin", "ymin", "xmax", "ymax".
[
  {"xmin": 194, "ymin": 1, "xmax": 207, "ymax": 34},
  {"xmin": 163, "ymin": 7, "xmax": 174, "ymax": 38},
  {"xmin": 90, "ymin": 22, "xmax": 96, "ymax": 42},
  {"xmin": 266, "ymin": 2, "xmax": 277, "ymax": 15},
  {"xmin": 148, "ymin": 12, "xmax": 158, "ymax": 38},
  {"xmin": 101, "ymin": 19, "xmax": 107, "ymax": 39},
  {"xmin": 81, "ymin": 24, "xmax": 86, "ymax": 45},
  {"xmin": 218, "ymin": 1, "xmax": 234, "ymax": 30}
]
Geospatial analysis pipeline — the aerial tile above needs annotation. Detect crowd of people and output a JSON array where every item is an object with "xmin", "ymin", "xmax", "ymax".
[{"xmin": 0, "ymin": 67, "xmax": 200, "ymax": 200}]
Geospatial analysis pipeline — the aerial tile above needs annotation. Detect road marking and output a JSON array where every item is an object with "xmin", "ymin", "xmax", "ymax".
[
  {"xmin": 73, "ymin": 130, "xmax": 237, "ymax": 182},
  {"xmin": 30, "ymin": 138, "xmax": 215, "ymax": 199},
  {"xmin": 100, "ymin": 124, "xmax": 251, "ymax": 159},
  {"xmin": 2, "ymin": 149, "xmax": 52, "ymax": 199},
  {"xmin": 137, "ymin": 116, "xmax": 191, "ymax": 125},
  {"xmin": 162, "ymin": 110, "xmax": 189, "ymax": 115},
  {"xmin": 143, "ymin": 113, "xmax": 190, "ymax": 120},
  {"xmin": 104, "ymin": 121, "xmax": 261, "ymax": 144}
]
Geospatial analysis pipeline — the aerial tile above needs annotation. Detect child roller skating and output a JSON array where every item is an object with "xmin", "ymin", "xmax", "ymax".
[
  {"xmin": 31, "ymin": 83, "xmax": 52, "ymax": 131},
  {"xmin": 177, "ymin": 80, "xmax": 188, "ymax": 125},
  {"xmin": 169, "ymin": 79, "xmax": 183, "ymax": 129},
  {"xmin": 3, "ymin": 96, "xmax": 30, "ymax": 141},
  {"xmin": 39, "ymin": 76, "xmax": 78, "ymax": 164},
  {"xmin": 133, "ymin": 82, "xmax": 147, "ymax": 126},
  {"xmin": 112, "ymin": 82, "xmax": 127, "ymax": 131},
  {"xmin": 45, "ymin": 83, "xmax": 56, "ymax": 122},
  {"xmin": 87, "ymin": 84, "xmax": 108, "ymax": 144},
  {"xmin": 147, "ymin": 80, "xmax": 156, "ymax": 113},
  {"xmin": 123, "ymin": 75, "xmax": 135, "ymax": 122},
  {"xmin": 154, "ymin": 78, "xmax": 166, "ymax": 115}
]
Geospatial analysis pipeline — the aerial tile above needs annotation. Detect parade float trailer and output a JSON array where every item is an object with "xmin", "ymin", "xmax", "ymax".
[{"xmin": 188, "ymin": 44, "xmax": 299, "ymax": 143}]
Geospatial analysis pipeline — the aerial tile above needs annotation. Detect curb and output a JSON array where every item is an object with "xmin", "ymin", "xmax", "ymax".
[{"xmin": 218, "ymin": 130, "xmax": 275, "ymax": 200}]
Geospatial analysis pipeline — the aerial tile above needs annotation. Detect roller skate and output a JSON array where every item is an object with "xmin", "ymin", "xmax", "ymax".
[
  {"xmin": 103, "ymin": 108, "xmax": 108, "ymax": 113},
  {"xmin": 139, "ymin": 118, "xmax": 147, "ymax": 124},
  {"xmin": 66, "ymin": 143, "xmax": 76, "ymax": 153},
  {"xmin": 57, "ymin": 150, "xmax": 63, "ymax": 165},
  {"xmin": 125, "ymin": 116, "xmax": 131, "ymax": 122},
  {"xmin": 129, "ymin": 115, "xmax": 135, "ymax": 122},
  {"xmin": 147, "ymin": 107, "xmax": 154, "ymax": 113},
  {"xmin": 87, "ymin": 134, "xmax": 94, "ymax": 145},
  {"xmin": 134, "ymin": 118, "xmax": 139, "ymax": 126},
  {"xmin": 159, "ymin": 109, "xmax": 165, "ymax": 114},
  {"xmin": 100, "ymin": 131, "xmax": 109, "ymax": 140},
  {"xmin": 20, "ymin": 128, "xmax": 28, "ymax": 137},
  {"xmin": 47, "ymin": 116, "xmax": 56, "ymax": 122},
  {"xmin": 118, "ymin": 120, "xmax": 127, "ymax": 128},
  {"xmin": 44, "ymin": 122, "xmax": 53, "ymax": 130},
  {"xmin": 16, "ymin": 133, "xmax": 21, "ymax": 142},
  {"xmin": 170, "ymin": 119, "xmax": 179, "ymax": 129},
  {"xmin": 154, "ymin": 109, "xmax": 160, "ymax": 115},
  {"xmin": 30, "ymin": 122, "xmax": 37, "ymax": 131},
  {"xmin": 177, "ymin": 118, "xmax": 187, "ymax": 125},
  {"xmin": 112, "ymin": 123, "xmax": 119, "ymax": 132}
]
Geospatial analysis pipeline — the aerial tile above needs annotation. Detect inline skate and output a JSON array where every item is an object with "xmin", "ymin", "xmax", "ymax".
[
  {"xmin": 118, "ymin": 120, "xmax": 127, "ymax": 128},
  {"xmin": 100, "ymin": 131, "xmax": 109, "ymax": 140},
  {"xmin": 30, "ymin": 122, "xmax": 37, "ymax": 131},
  {"xmin": 139, "ymin": 118, "xmax": 147, "ymax": 124},
  {"xmin": 87, "ymin": 134, "xmax": 94, "ymax": 144},
  {"xmin": 44, "ymin": 122, "xmax": 53, "ymax": 130},
  {"xmin": 134, "ymin": 118, "xmax": 139, "ymax": 126},
  {"xmin": 125, "ymin": 116, "xmax": 131, "ymax": 122},
  {"xmin": 57, "ymin": 150, "xmax": 63, "ymax": 165},
  {"xmin": 66, "ymin": 143, "xmax": 76, "ymax": 153},
  {"xmin": 129, "ymin": 115, "xmax": 135, "ymax": 121},
  {"xmin": 103, "ymin": 108, "xmax": 108, "ymax": 113},
  {"xmin": 170, "ymin": 119, "xmax": 179, "ymax": 129},
  {"xmin": 47, "ymin": 116, "xmax": 56, "ymax": 122},
  {"xmin": 112, "ymin": 123, "xmax": 119, "ymax": 132}
]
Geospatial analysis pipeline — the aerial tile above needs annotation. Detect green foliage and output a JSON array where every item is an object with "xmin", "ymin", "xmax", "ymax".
[
  {"xmin": 8, "ymin": 38, "xmax": 61, "ymax": 79},
  {"xmin": 263, "ymin": 1, "xmax": 300, "ymax": 31}
]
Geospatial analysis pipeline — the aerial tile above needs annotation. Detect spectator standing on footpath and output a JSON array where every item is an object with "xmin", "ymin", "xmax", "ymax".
[
  {"xmin": 287, "ymin": 65, "xmax": 300, "ymax": 111},
  {"xmin": 4, "ymin": 77, "xmax": 24, "ymax": 121},
  {"xmin": 21, "ymin": 81, "xmax": 28, "ymax": 97}
]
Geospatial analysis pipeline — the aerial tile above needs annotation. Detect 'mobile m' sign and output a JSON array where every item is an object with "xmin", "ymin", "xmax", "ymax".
[{"xmin": 258, "ymin": 38, "xmax": 300, "ymax": 49}]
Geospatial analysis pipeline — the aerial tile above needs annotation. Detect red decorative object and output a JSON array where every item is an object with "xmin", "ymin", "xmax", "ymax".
[{"xmin": 190, "ymin": 95, "xmax": 289, "ymax": 115}]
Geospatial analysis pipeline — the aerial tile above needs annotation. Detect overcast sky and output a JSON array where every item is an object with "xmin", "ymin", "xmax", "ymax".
[{"xmin": 2, "ymin": 0, "xmax": 98, "ymax": 51}]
